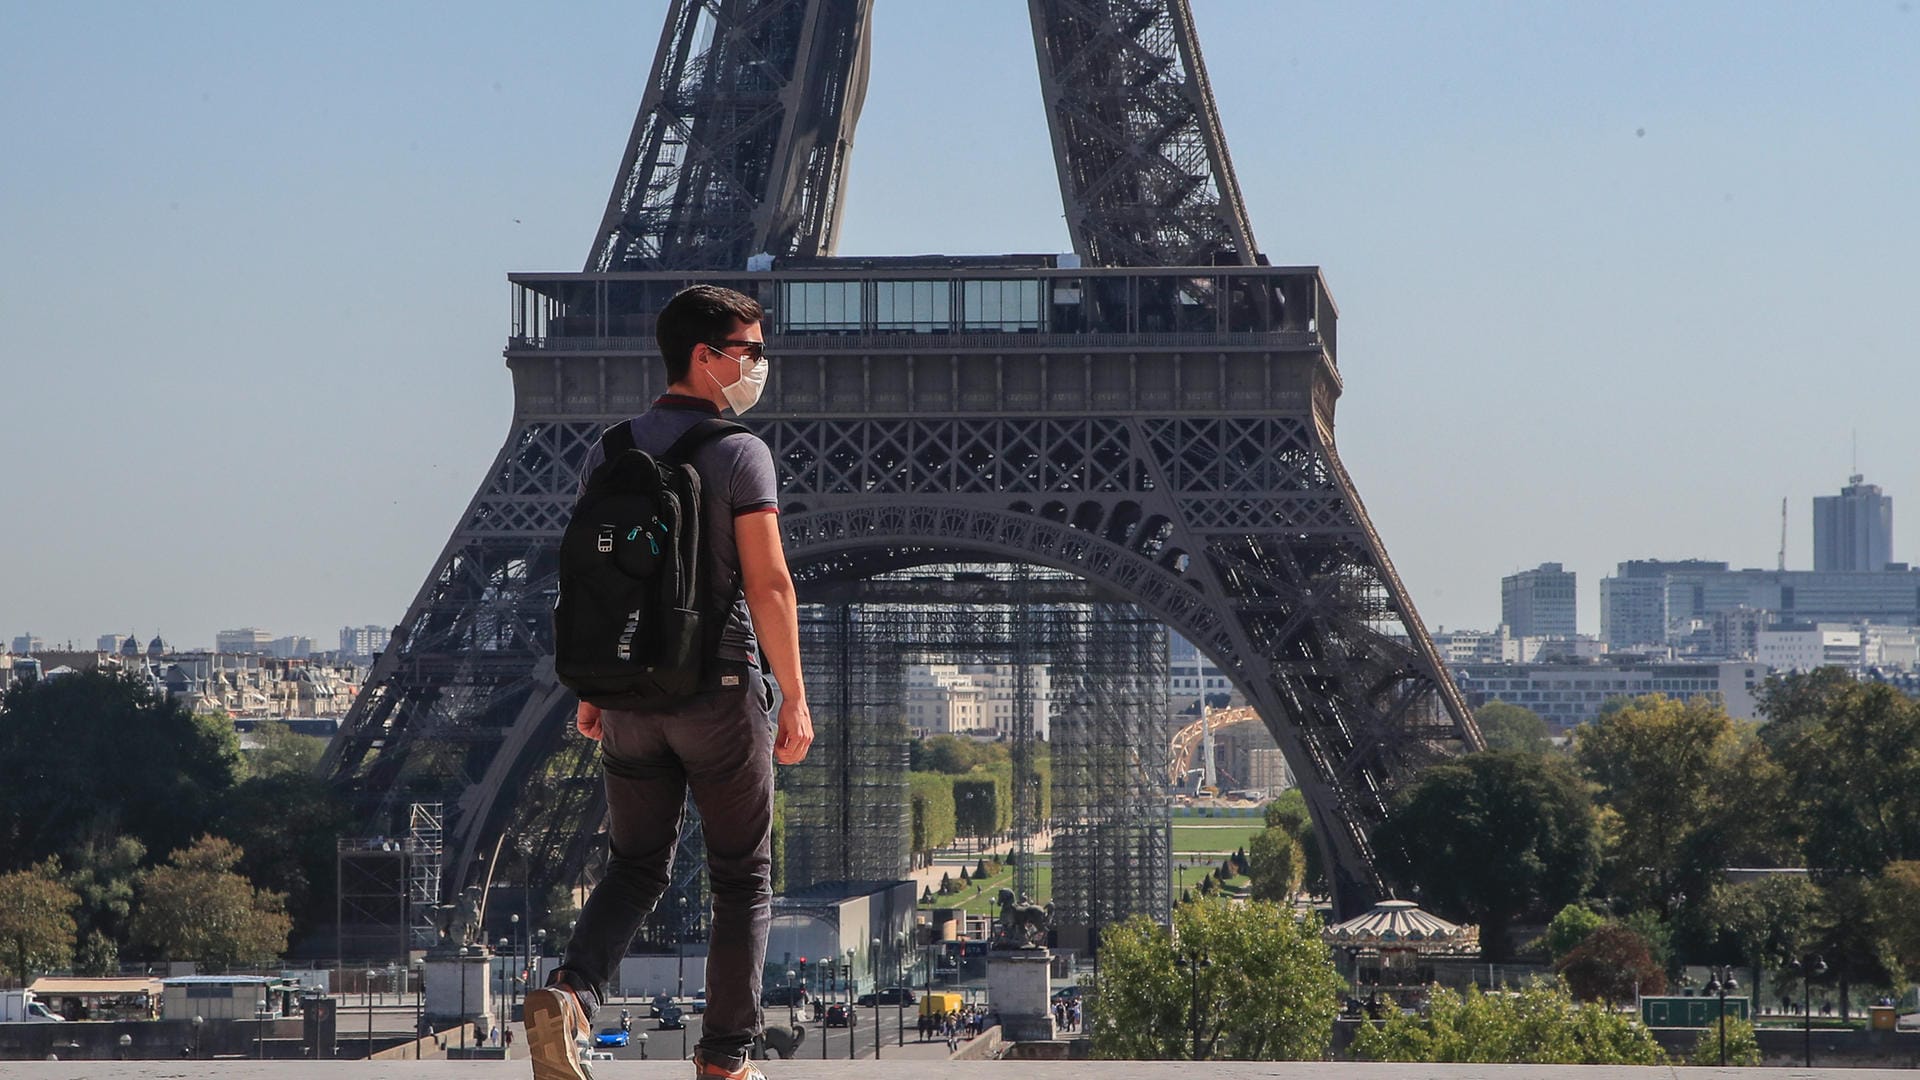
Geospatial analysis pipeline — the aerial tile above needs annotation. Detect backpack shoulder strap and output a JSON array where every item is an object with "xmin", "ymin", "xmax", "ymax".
[
  {"xmin": 661, "ymin": 418, "xmax": 750, "ymax": 464},
  {"xmin": 599, "ymin": 420, "xmax": 638, "ymax": 458}
]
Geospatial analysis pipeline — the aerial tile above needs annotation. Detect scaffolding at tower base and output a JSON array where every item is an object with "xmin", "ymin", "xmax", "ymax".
[{"xmin": 783, "ymin": 565, "xmax": 1172, "ymax": 945}]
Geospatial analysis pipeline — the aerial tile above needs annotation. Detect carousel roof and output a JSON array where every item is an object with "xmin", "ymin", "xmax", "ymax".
[{"xmin": 1322, "ymin": 899, "xmax": 1478, "ymax": 953}]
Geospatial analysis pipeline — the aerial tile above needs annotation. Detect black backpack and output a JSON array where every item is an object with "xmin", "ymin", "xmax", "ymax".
[{"xmin": 553, "ymin": 417, "xmax": 747, "ymax": 707}]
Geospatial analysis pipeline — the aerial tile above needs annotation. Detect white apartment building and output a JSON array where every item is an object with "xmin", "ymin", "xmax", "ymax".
[
  {"xmin": 216, "ymin": 627, "xmax": 274, "ymax": 654},
  {"xmin": 1451, "ymin": 661, "xmax": 1765, "ymax": 730},
  {"xmin": 1169, "ymin": 653, "xmax": 1239, "ymax": 711},
  {"xmin": 339, "ymin": 625, "xmax": 392, "ymax": 659},
  {"xmin": 904, "ymin": 663, "xmax": 1050, "ymax": 739},
  {"xmin": 1757, "ymin": 622, "xmax": 1920, "ymax": 673}
]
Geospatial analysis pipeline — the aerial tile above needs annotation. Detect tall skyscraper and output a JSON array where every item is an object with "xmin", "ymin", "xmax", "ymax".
[
  {"xmin": 339, "ymin": 625, "xmax": 392, "ymax": 659},
  {"xmin": 1501, "ymin": 563, "xmax": 1577, "ymax": 637},
  {"xmin": 1813, "ymin": 475, "xmax": 1893, "ymax": 572},
  {"xmin": 10, "ymin": 634, "xmax": 46, "ymax": 656}
]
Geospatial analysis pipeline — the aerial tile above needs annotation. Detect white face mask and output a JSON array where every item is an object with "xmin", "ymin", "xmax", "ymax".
[{"xmin": 705, "ymin": 345, "xmax": 767, "ymax": 415}]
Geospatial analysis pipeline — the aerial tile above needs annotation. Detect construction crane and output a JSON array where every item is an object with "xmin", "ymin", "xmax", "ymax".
[{"xmin": 1779, "ymin": 497, "xmax": 1788, "ymax": 572}]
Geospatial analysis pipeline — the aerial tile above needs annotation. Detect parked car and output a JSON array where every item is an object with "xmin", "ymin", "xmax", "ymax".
[
  {"xmin": 1051, "ymin": 986, "xmax": 1081, "ymax": 1003},
  {"xmin": 823, "ymin": 1003, "xmax": 854, "ymax": 1027},
  {"xmin": 855, "ymin": 987, "xmax": 918, "ymax": 1007},
  {"xmin": 763, "ymin": 984, "xmax": 811, "ymax": 1007},
  {"xmin": 593, "ymin": 1026, "xmax": 630, "ymax": 1048},
  {"xmin": 692, "ymin": 988, "xmax": 706, "ymax": 1014}
]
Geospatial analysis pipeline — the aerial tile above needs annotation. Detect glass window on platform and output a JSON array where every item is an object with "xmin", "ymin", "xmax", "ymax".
[
  {"xmin": 961, "ymin": 279, "xmax": 1043, "ymax": 331},
  {"xmin": 782, "ymin": 281, "xmax": 863, "ymax": 332},
  {"xmin": 874, "ymin": 280, "xmax": 952, "ymax": 332}
]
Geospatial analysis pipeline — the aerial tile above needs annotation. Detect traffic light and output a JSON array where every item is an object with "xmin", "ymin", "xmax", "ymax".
[{"xmin": 840, "ymin": 963, "xmax": 851, "ymax": 980}]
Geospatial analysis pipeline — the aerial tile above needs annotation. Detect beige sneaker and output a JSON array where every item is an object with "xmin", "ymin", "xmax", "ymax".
[
  {"xmin": 524, "ymin": 986, "xmax": 594, "ymax": 1080},
  {"xmin": 693, "ymin": 1048, "xmax": 768, "ymax": 1079}
]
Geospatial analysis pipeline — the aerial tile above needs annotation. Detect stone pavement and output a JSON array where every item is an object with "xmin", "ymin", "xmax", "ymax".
[{"xmin": 5, "ymin": 1062, "xmax": 1912, "ymax": 1078}]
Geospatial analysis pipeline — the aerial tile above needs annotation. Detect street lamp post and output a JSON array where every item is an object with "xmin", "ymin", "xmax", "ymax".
[
  {"xmin": 845, "ymin": 948, "xmax": 856, "ymax": 1061},
  {"xmin": 677, "ymin": 895, "xmax": 689, "ymax": 1061},
  {"xmin": 895, "ymin": 930, "xmax": 908, "ymax": 1049},
  {"xmin": 414, "ymin": 962, "xmax": 424, "ymax": 1060},
  {"xmin": 458, "ymin": 945, "xmax": 470, "ymax": 1054},
  {"xmin": 786, "ymin": 970, "xmax": 797, "ymax": 1026},
  {"xmin": 498, "ymin": 938, "xmax": 512, "ymax": 1051},
  {"xmin": 1178, "ymin": 947, "xmax": 1211, "ymax": 1061},
  {"xmin": 871, "ymin": 935, "xmax": 883, "ymax": 1059},
  {"xmin": 365, "ymin": 969, "xmax": 379, "ymax": 1060},
  {"xmin": 191, "ymin": 1015, "xmax": 204, "ymax": 1060},
  {"xmin": 822, "ymin": 959, "xmax": 831, "ymax": 1061},
  {"xmin": 510, "ymin": 913, "xmax": 522, "ymax": 1033},
  {"xmin": 1790, "ymin": 955, "xmax": 1827, "ymax": 1069},
  {"xmin": 1704, "ymin": 965, "xmax": 1738, "ymax": 1067}
]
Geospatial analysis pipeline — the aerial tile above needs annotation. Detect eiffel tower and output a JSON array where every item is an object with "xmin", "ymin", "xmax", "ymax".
[{"xmin": 323, "ymin": 0, "xmax": 1481, "ymax": 931}]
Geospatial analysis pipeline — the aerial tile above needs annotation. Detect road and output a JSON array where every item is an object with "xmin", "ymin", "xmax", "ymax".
[{"xmin": 586, "ymin": 997, "xmax": 960, "ymax": 1064}]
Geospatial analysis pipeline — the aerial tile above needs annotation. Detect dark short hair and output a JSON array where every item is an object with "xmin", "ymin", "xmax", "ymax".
[{"xmin": 656, "ymin": 285, "xmax": 764, "ymax": 384}]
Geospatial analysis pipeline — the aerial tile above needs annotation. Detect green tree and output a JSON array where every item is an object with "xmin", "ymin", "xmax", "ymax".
[
  {"xmin": 1685, "ymin": 1016, "xmax": 1761, "ymax": 1066},
  {"xmin": 0, "ymin": 859, "xmax": 79, "ymax": 985},
  {"xmin": 1573, "ymin": 694, "xmax": 1791, "ymax": 917},
  {"xmin": 61, "ymin": 835, "xmax": 145, "ymax": 960},
  {"xmin": 130, "ymin": 836, "xmax": 290, "ymax": 968},
  {"xmin": 1374, "ymin": 752, "xmax": 1598, "ymax": 960},
  {"xmin": 1868, "ymin": 860, "xmax": 1920, "ymax": 981},
  {"xmin": 1754, "ymin": 667, "xmax": 1860, "ymax": 752},
  {"xmin": 911, "ymin": 735, "xmax": 1006, "ymax": 775},
  {"xmin": 74, "ymin": 929, "xmax": 119, "ymax": 978},
  {"xmin": 1263, "ymin": 789, "xmax": 1325, "ymax": 892},
  {"xmin": 244, "ymin": 719, "xmax": 328, "ymax": 778},
  {"xmin": 1246, "ymin": 826, "xmax": 1303, "ymax": 902},
  {"xmin": 1703, "ymin": 875, "xmax": 1820, "ymax": 1010},
  {"xmin": 952, "ymin": 775, "xmax": 1002, "ymax": 841},
  {"xmin": 212, "ymin": 771, "xmax": 353, "ymax": 940},
  {"xmin": 1089, "ymin": 897, "xmax": 1341, "ymax": 1060},
  {"xmin": 909, "ymin": 772, "xmax": 956, "ymax": 864},
  {"xmin": 1540, "ymin": 903, "xmax": 1607, "ymax": 963},
  {"xmin": 1351, "ymin": 978, "xmax": 1667, "ymax": 1065},
  {"xmin": 1768, "ymin": 681, "xmax": 1920, "ymax": 876},
  {"xmin": 1474, "ymin": 701, "xmax": 1553, "ymax": 755},
  {"xmin": 1807, "ymin": 874, "xmax": 1896, "ymax": 1020},
  {"xmin": 0, "ymin": 671, "xmax": 241, "ymax": 872},
  {"xmin": 1554, "ymin": 924, "xmax": 1665, "ymax": 1005}
]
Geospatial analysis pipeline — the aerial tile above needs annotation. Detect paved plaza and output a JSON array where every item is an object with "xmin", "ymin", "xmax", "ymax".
[{"xmin": 6, "ymin": 1063, "xmax": 1915, "ymax": 1079}]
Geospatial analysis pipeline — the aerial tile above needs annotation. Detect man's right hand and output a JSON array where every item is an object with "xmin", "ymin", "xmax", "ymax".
[
  {"xmin": 576, "ymin": 701, "xmax": 603, "ymax": 741},
  {"xmin": 774, "ymin": 696, "xmax": 813, "ymax": 765}
]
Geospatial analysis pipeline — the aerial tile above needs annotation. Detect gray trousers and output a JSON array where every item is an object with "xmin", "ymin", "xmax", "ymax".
[{"xmin": 553, "ymin": 674, "xmax": 773, "ymax": 1065}]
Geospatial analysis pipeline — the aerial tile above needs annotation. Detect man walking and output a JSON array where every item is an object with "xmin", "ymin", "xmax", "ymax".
[{"xmin": 524, "ymin": 285, "xmax": 813, "ymax": 1080}]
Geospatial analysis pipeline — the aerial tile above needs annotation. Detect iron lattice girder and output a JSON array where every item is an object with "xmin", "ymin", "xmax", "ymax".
[
  {"xmin": 1027, "ymin": 0, "xmax": 1257, "ymax": 266},
  {"xmin": 589, "ymin": 0, "xmax": 872, "ymax": 271}
]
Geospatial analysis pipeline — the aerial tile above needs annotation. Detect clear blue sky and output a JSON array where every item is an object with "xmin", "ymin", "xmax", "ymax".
[{"xmin": 3, "ymin": 1, "xmax": 1916, "ymax": 650}]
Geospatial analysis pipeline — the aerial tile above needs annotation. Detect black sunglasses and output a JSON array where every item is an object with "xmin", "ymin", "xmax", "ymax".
[{"xmin": 708, "ymin": 339, "xmax": 767, "ymax": 362}]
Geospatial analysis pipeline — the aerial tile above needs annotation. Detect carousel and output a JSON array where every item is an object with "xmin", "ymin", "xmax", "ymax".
[{"xmin": 1323, "ymin": 899, "xmax": 1479, "ymax": 1010}]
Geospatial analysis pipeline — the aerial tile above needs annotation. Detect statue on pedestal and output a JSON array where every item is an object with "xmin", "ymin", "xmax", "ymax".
[{"xmin": 993, "ymin": 888, "xmax": 1053, "ymax": 950}]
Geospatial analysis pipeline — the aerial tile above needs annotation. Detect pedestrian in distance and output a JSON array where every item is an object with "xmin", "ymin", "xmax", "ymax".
[{"xmin": 523, "ymin": 285, "xmax": 815, "ymax": 1080}]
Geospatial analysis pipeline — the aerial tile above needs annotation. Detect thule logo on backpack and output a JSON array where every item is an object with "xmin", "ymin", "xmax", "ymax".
[{"xmin": 616, "ymin": 609, "xmax": 641, "ymax": 661}]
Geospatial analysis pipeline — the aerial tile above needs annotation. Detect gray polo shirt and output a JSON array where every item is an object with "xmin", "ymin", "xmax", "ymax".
[{"xmin": 578, "ymin": 396, "xmax": 779, "ymax": 664}]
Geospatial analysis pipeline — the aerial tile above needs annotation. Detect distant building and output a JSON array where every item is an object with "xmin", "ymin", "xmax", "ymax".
[
  {"xmin": 269, "ymin": 635, "xmax": 315, "ymax": 660},
  {"xmin": 1601, "ymin": 560, "xmax": 1730, "ymax": 649},
  {"xmin": 1501, "ymin": 563, "xmax": 1576, "ymax": 638},
  {"xmin": 96, "ymin": 633, "xmax": 129, "ymax": 654},
  {"xmin": 1601, "ymin": 559, "xmax": 1920, "ymax": 648},
  {"xmin": 1757, "ymin": 621, "xmax": 1920, "ymax": 673},
  {"xmin": 904, "ymin": 663, "xmax": 1049, "ymax": 739},
  {"xmin": 1432, "ymin": 626, "xmax": 1605, "ymax": 665},
  {"xmin": 216, "ymin": 628, "xmax": 274, "ymax": 655},
  {"xmin": 10, "ymin": 633, "xmax": 45, "ymax": 656},
  {"xmin": 1168, "ymin": 652, "xmax": 1238, "ymax": 712},
  {"xmin": 1814, "ymin": 474, "xmax": 1893, "ymax": 573},
  {"xmin": 1450, "ymin": 660, "xmax": 1765, "ymax": 730},
  {"xmin": 1245, "ymin": 747, "xmax": 1292, "ymax": 794},
  {"xmin": 339, "ymin": 625, "xmax": 392, "ymax": 659}
]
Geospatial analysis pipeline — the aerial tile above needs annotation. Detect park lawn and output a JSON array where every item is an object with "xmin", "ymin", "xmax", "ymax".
[
  {"xmin": 1172, "ymin": 822, "xmax": 1263, "ymax": 854},
  {"xmin": 921, "ymin": 863, "xmax": 1054, "ymax": 914},
  {"xmin": 1173, "ymin": 863, "xmax": 1248, "ymax": 893}
]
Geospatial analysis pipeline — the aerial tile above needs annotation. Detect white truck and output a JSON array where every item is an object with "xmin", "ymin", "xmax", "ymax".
[{"xmin": 0, "ymin": 989, "xmax": 66, "ymax": 1022}]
